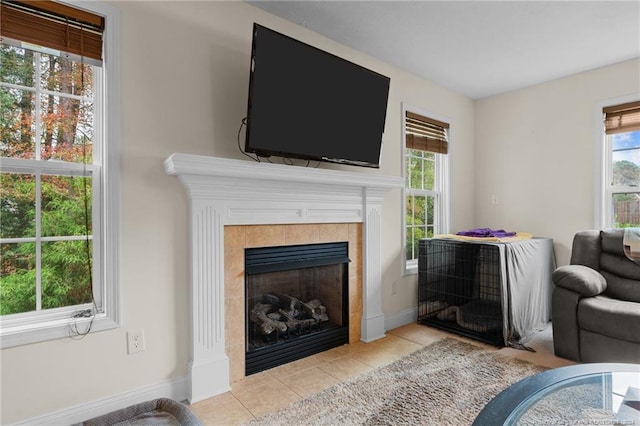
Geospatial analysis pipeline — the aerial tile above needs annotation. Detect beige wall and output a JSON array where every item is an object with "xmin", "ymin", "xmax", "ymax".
[
  {"xmin": 0, "ymin": 1, "xmax": 475, "ymax": 423},
  {"xmin": 474, "ymin": 59, "xmax": 640, "ymax": 266}
]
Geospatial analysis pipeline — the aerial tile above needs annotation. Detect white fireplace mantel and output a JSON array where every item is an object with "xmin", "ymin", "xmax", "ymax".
[{"xmin": 164, "ymin": 153, "xmax": 403, "ymax": 403}]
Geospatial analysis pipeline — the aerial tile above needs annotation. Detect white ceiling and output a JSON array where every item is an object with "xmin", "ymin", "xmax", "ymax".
[{"xmin": 248, "ymin": 1, "xmax": 640, "ymax": 99}]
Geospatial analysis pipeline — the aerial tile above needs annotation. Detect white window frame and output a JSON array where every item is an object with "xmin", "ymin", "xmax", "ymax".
[
  {"xmin": 595, "ymin": 94, "xmax": 640, "ymax": 229},
  {"xmin": 0, "ymin": 0, "xmax": 120, "ymax": 348},
  {"xmin": 402, "ymin": 103, "xmax": 450, "ymax": 275}
]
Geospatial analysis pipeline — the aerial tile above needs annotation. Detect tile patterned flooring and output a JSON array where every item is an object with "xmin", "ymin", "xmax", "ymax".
[{"xmin": 188, "ymin": 322, "xmax": 574, "ymax": 425}]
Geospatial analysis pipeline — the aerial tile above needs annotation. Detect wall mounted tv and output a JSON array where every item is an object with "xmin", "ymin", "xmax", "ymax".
[{"xmin": 245, "ymin": 24, "xmax": 391, "ymax": 168}]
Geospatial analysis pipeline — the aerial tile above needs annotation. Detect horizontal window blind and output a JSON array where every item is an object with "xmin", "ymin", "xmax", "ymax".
[
  {"xmin": 604, "ymin": 100, "xmax": 640, "ymax": 135},
  {"xmin": 405, "ymin": 111, "xmax": 449, "ymax": 154},
  {"xmin": 0, "ymin": 0, "xmax": 104, "ymax": 64}
]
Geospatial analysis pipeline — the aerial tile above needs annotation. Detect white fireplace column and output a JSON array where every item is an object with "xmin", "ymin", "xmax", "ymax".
[
  {"xmin": 361, "ymin": 187, "xmax": 388, "ymax": 342},
  {"xmin": 164, "ymin": 153, "xmax": 402, "ymax": 403}
]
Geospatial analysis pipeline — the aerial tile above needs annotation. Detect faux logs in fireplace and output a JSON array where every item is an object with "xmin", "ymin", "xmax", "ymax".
[{"xmin": 245, "ymin": 242, "xmax": 349, "ymax": 375}]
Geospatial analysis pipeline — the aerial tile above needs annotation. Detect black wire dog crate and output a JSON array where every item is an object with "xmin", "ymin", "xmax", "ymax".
[{"xmin": 418, "ymin": 238, "xmax": 504, "ymax": 346}]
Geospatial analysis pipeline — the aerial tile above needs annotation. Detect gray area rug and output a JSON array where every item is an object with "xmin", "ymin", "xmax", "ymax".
[{"xmin": 247, "ymin": 337, "xmax": 546, "ymax": 425}]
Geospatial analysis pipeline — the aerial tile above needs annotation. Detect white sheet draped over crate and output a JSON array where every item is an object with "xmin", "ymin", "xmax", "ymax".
[{"xmin": 498, "ymin": 238, "xmax": 556, "ymax": 345}]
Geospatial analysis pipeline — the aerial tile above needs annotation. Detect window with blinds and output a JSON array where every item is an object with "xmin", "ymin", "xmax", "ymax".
[
  {"xmin": 0, "ymin": 0, "xmax": 119, "ymax": 348},
  {"xmin": 404, "ymin": 109, "xmax": 450, "ymax": 270},
  {"xmin": 603, "ymin": 100, "xmax": 640, "ymax": 228}
]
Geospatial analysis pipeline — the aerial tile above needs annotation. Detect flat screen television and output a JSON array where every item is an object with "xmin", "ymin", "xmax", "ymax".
[{"xmin": 245, "ymin": 24, "xmax": 391, "ymax": 168}]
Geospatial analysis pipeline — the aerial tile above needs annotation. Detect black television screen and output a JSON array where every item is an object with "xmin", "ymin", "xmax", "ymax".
[{"xmin": 245, "ymin": 24, "xmax": 390, "ymax": 168}]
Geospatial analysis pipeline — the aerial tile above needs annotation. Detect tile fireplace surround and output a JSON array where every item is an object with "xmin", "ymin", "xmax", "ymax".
[{"xmin": 164, "ymin": 153, "xmax": 403, "ymax": 403}]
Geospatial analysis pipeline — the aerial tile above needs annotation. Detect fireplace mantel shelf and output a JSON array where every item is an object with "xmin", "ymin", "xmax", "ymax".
[
  {"xmin": 164, "ymin": 153, "xmax": 402, "ymax": 403},
  {"xmin": 164, "ymin": 153, "xmax": 402, "ymax": 194}
]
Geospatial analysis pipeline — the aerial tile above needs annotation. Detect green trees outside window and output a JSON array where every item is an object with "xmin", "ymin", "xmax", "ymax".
[
  {"xmin": 406, "ymin": 149, "xmax": 436, "ymax": 261},
  {"xmin": 1, "ymin": 44, "xmax": 94, "ymax": 315},
  {"xmin": 611, "ymin": 130, "xmax": 640, "ymax": 228}
]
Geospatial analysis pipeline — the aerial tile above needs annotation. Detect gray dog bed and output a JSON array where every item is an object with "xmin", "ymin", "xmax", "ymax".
[{"xmin": 82, "ymin": 398, "xmax": 201, "ymax": 425}]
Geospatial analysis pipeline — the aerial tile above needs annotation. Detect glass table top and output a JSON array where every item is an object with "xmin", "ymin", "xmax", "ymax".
[
  {"xmin": 473, "ymin": 363, "xmax": 640, "ymax": 426},
  {"xmin": 509, "ymin": 370, "xmax": 639, "ymax": 424}
]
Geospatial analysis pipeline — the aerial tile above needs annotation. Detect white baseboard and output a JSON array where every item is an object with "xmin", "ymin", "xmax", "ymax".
[
  {"xmin": 385, "ymin": 307, "xmax": 417, "ymax": 332},
  {"xmin": 13, "ymin": 375, "xmax": 188, "ymax": 426},
  {"xmin": 14, "ymin": 309, "xmax": 416, "ymax": 425}
]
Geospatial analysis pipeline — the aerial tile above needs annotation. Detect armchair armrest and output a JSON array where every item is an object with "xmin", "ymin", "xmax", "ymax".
[{"xmin": 552, "ymin": 265, "xmax": 607, "ymax": 297}]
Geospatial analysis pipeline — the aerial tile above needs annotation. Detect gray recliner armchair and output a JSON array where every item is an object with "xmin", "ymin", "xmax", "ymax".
[{"xmin": 552, "ymin": 229, "xmax": 640, "ymax": 363}]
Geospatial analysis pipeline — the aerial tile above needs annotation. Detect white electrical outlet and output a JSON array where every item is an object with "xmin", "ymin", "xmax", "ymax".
[{"xmin": 127, "ymin": 329, "xmax": 145, "ymax": 354}]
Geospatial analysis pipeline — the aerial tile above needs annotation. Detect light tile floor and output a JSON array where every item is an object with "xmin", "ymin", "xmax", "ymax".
[{"xmin": 189, "ymin": 322, "xmax": 574, "ymax": 425}]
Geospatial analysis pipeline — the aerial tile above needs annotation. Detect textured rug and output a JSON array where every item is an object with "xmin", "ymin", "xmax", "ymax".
[{"xmin": 247, "ymin": 338, "xmax": 546, "ymax": 425}]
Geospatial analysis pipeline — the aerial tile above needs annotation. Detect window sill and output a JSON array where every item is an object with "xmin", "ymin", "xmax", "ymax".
[
  {"xmin": 0, "ymin": 313, "xmax": 118, "ymax": 349},
  {"xmin": 403, "ymin": 262, "xmax": 418, "ymax": 276}
]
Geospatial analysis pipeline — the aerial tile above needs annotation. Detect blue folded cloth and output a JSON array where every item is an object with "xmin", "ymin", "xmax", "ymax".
[{"xmin": 456, "ymin": 228, "xmax": 516, "ymax": 238}]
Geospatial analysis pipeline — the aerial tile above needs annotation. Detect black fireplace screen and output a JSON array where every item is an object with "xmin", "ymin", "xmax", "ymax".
[{"xmin": 245, "ymin": 242, "xmax": 349, "ymax": 375}]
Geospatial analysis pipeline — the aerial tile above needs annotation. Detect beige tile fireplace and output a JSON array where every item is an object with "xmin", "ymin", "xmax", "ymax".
[
  {"xmin": 224, "ymin": 223, "xmax": 363, "ymax": 383},
  {"xmin": 164, "ymin": 153, "xmax": 402, "ymax": 403}
]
